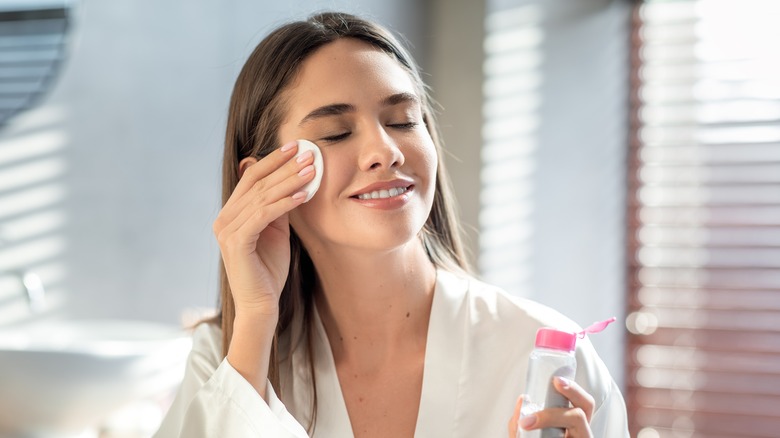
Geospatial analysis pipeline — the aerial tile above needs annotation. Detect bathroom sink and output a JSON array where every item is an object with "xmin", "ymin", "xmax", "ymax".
[{"xmin": 0, "ymin": 319, "xmax": 192, "ymax": 437}]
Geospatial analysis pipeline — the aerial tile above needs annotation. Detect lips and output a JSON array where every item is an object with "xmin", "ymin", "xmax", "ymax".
[
  {"xmin": 350, "ymin": 180, "xmax": 414, "ymax": 200},
  {"xmin": 356, "ymin": 186, "xmax": 410, "ymax": 200}
]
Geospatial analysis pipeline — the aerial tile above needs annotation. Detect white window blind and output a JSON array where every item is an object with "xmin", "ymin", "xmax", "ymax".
[
  {"xmin": 627, "ymin": 1, "xmax": 780, "ymax": 437},
  {"xmin": 480, "ymin": 4, "xmax": 542, "ymax": 297}
]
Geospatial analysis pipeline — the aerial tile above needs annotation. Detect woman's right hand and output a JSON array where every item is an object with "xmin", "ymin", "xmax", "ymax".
[
  {"xmin": 212, "ymin": 141, "xmax": 315, "ymax": 399},
  {"xmin": 212, "ymin": 140, "xmax": 315, "ymax": 319}
]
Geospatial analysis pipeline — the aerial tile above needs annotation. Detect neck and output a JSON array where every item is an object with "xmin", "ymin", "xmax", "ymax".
[{"xmin": 309, "ymin": 240, "xmax": 437, "ymax": 365}]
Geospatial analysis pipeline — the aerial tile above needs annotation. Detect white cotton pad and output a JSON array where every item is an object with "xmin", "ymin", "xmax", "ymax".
[{"xmin": 295, "ymin": 139, "xmax": 323, "ymax": 202}]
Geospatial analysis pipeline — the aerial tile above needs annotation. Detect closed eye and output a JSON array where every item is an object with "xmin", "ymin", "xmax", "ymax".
[
  {"xmin": 319, "ymin": 122, "xmax": 418, "ymax": 142},
  {"xmin": 321, "ymin": 131, "xmax": 351, "ymax": 142},
  {"xmin": 388, "ymin": 122, "xmax": 418, "ymax": 130}
]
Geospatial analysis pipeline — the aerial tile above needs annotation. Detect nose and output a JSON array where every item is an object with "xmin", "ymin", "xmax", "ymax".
[{"xmin": 358, "ymin": 124, "xmax": 405, "ymax": 171}]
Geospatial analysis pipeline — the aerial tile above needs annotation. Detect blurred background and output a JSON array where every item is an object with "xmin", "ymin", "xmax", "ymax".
[{"xmin": 0, "ymin": 0, "xmax": 777, "ymax": 437}]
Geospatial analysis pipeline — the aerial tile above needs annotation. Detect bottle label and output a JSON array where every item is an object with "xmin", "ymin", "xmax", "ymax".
[
  {"xmin": 539, "ymin": 365, "xmax": 574, "ymax": 438},
  {"xmin": 544, "ymin": 364, "xmax": 574, "ymax": 408}
]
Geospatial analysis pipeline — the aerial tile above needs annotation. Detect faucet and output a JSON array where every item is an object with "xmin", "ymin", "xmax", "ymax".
[
  {"xmin": 19, "ymin": 270, "xmax": 46, "ymax": 312},
  {"xmin": 0, "ymin": 270, "xmax": 45, "ymax": 313},
  {"xmin": 0, "ymin": 236, "xmax": 46, "ymax": 312}
]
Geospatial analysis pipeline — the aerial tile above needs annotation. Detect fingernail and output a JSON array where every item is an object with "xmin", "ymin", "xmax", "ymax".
[
  {"xmin": 292, "ymin": 191, "xmax": 307, "ymax": 201},
  {"xmin": 298, "ymin": 165, "xmax": 314, "ymax": 177},
  {"xmin": 296, "ymin": 150, "xmax": 313, "ymax": 163},
  {"xmin": 555, "ymin": 376, "xmax": 571, "ymax": 389},
  {"xmin": 281, "ymin": 141, "xmax": 297, "ymax": 152},
  {"xmin": 519, "ymin": 414, "xmax": 537, "ymax": 430}
]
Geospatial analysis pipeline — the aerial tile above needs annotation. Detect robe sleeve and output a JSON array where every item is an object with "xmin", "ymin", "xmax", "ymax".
[
  {"xmin": 153, "ymin": 324, "xmax": 309, "ymax": 438},
  {"xmin": 589, "ymin": 379, "xmax": 630, "ymax": 437},
  {"xmin": 574, "ymin": 337, "xmax": 630, "ymax": 437}
]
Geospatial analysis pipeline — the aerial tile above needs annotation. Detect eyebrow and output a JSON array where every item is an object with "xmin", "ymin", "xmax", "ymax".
[
  {"xmin": 298, "ymin": 92, "xmax": 420, "ymax": 126},
  {"xmin": 381, "ymin": 92, "xmax": 419, "ymax": 107}
]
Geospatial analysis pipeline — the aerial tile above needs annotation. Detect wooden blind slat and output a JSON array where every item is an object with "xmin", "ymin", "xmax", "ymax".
[
  {"xmin": 637, "ymin": 226, "xmax": 780, "ymax": 246},
  {"xmin": 636, "ymin": 287, "xmax": 780, "ymax": 309},
  {"xmin": 632, "ymin": 345, "xmax": 780, "ymax": 374},
  {"xmin": 637, "ymin": 206, "xmax": 780, "ymax": 226},
  {"xmin": 634, "ymin": 408, "xmax": 780, "ymax": 438},
  {"xmin": 632, "ymin": 328, "xmax": 780, "ymax": 354}
]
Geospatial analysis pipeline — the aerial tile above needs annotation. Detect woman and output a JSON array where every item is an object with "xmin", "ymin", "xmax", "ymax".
[{"xmin": 155, "ymin": 12, "xmax": 629, "ymax": 438}]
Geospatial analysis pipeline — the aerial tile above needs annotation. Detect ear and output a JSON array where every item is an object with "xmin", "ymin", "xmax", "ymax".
[{"xmin": 238, "ymin": 156, "xmax": 258, "ymax": 179}]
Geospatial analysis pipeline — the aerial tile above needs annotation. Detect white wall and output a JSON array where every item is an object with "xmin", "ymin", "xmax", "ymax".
[
  {"xmin": 531, "ymin": 0, "xmax": 630, "ymax": 387},
  {"xmin": 0, "ymin": 0, "xmax": 428, "ymax": 325},
  {"xmin": 429, "ymin": 0, "xmax": 631, "ymax": 386}
]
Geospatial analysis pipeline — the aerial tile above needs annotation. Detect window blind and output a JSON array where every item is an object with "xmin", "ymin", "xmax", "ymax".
[
  {"xmin": 480, "ymin": 3, "xmax": 542, "ymax": 297},
  {"xmin": 626, "ymin": 1, "xmax": 780, "ymax": 437},
  {"xmin": 0, "ymin": 4, "xmax": 71, "ymax": 126}
]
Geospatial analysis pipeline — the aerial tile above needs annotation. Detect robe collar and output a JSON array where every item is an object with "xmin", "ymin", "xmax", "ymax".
[{"xmin": 289, "ymin": 269, "xmax": 470, "ymax": 437}]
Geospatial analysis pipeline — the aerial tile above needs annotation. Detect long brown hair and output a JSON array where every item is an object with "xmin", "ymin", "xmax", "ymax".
[{"xmin": 214, "ymin": 11, "xmax": 470, "ymax": 432}]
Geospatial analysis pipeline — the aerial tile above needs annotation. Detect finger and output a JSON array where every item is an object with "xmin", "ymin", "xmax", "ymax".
[
  {"xmin": 223, "ymin": 146, "xmax": 314, "ymax": 220},
  {"xmin": 234, "ymin": 192, "xmax": 306, "ymax": 244},
  {"xmin": 230, "ymin": 162, "xmax": 315, "ymax": 221},
  {"xmin": 553, "ymin": 377, "xmax": 595, "ymax": 422},
  {"xmin": 216, "ymin": 167, "xmax": 314, "ymax": 246},
  {"xmin": 507, "ymin": 395, "xmax": 522, "ymax": 438},
  {"xmin": 231, "ymin": 141, "xmax": 298, "ymax": 199},
  {"xmin": 217, "ymin": 161, "xmax": 315, "ymax": 236},
  {"xmin": 523, "ymin": 407, "xmax": 591, "ymax": 438},
  {"xmin": 251, "ymin": 148, "xmax": 315, "ymax": 197},
  {"xmin": 221, "ymin": 191, "xmax": 306, "ymax": 258},
  {"xmin": 215, "ymin": 156, "xmax": 314, "ymax": 232}
]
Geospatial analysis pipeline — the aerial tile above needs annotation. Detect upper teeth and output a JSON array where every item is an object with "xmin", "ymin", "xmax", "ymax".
[{"xmin": 357, "ymin": 186, "xmax": 409, "ymax": 200}]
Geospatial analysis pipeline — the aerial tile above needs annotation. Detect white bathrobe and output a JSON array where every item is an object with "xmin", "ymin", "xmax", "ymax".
[{"xmin": 155, "ymin": 270, "xmax": 629, "ymax": 437}]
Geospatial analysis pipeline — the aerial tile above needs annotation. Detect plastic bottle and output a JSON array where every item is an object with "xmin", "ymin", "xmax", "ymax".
[
  {"xmin": 517, "ymin": 317, "xmax": 615, "ymax": 438},
  {"xmin": 518, "ymin": 327, "xmax": 577, "ymax": 438}
]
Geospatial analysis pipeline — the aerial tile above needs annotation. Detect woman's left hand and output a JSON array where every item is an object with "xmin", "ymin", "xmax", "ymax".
[{"xmin": 507, "ymin": 376, "xmax": 595, "ymax": 438}]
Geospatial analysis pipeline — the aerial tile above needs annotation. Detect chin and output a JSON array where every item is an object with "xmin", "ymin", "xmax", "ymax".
[
  {"xmin": 292, "ymin": 201, "xmax": 432, "ymax": 254},
  {"xmin": 346, "ymin": 227, "xmax": 423, "ymax": 252}
]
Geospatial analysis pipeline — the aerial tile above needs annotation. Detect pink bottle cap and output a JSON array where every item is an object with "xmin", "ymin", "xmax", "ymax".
[
  {"xmin": 535, "ymin": 328, "xmax": 577, "ymax": 352},
  {"xmin": 535, "ymin": 317, "xmax": 617, "ymax": 352}
]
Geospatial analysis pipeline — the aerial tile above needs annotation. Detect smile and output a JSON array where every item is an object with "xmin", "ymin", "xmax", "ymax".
[{"xmin": 355, "ymin": 186, "xmax": 410, "ymax": 200}]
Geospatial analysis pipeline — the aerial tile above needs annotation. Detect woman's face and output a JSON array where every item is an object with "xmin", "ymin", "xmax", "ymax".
[{"xmin": 279, "ymin": 38, "xmax": 437, "ymax": 255}]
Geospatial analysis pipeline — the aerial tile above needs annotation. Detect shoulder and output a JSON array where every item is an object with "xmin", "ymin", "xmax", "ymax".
[
  {"xmin": 436, "ymin": 269, "xmax": 621, "ymax": 411},
  {"xmin": 437, "ymin": 268, "xmax": 582, "ymax": 335},
  {"xmin": 434, "ymin": 268, "xmax": 586, "ymax": 377}
]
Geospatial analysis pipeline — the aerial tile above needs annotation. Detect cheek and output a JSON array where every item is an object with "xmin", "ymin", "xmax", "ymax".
[
  {"xmin": 287, "ymin": 198, "xmax": 330, "ymax": 246},
  {"xmin": 319, "ymin": 150, "xmax": 353, "ymax": 193},
  {"xmin": 289, "ymin": 151, "xmax": 350, "ymax": 222},
  {"xmin": 413, "ymin": 139, "xmax": 438, "ymax": 184}
]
